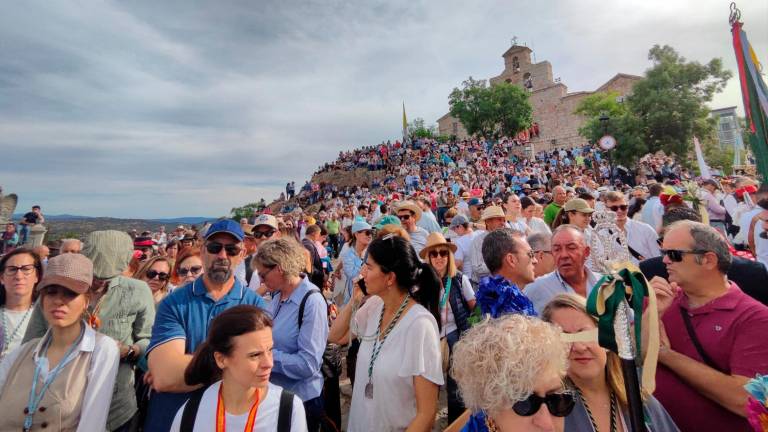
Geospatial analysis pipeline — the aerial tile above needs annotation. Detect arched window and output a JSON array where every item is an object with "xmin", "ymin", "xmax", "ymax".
[
  {"xmin": 512, "ymin": 56, "xmax": 520, "ymax": 72},
  {"xmin": 523, "ymin": 73, "xmax": 533, "ymax": 90}
]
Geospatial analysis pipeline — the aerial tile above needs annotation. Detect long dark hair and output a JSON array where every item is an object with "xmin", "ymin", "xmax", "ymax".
[
  {"xmin": 185, "ymin": 305, "xmax": 273, "ymax": 386},
  {"xmin": 0, "ymin": 248, "xmax": 43, "ymax": 306},
  {"xmin": 366, "ymin": 236, "xmax": 441, "ymax": 330}
]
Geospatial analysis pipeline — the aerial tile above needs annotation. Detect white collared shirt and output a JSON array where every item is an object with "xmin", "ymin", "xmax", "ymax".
[
  {"xmin": 526, "ymin": 268, "xmax": 604, "ymax": 313},
  {"xmin": 624, "ymin": 219, "xmax": 661, "ymax": 263},
  {"xmin": 0, "ymin": 324, "xmax": 119, "ymax": 432}
]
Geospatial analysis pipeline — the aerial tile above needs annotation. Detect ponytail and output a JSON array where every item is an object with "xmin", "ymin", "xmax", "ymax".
[
  {"xmin": 185, "ymin": 341, "xmax": 221, "ymax": 386},
  {"xmin": 413, "ymin": 261, "xmax": 441, "ymax": 332}
]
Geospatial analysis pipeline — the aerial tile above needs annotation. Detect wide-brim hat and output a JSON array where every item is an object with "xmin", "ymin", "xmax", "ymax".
[
  {"xmin": 419, "ymin": 232, "xmax": 458, "ymax": 259},
  {"xmin": 395, "ymin": 200, "xmax": 422, "ymax": 222},
  {"xmin": 481, "ymin": 205, "xmax": 506, "ymax": 221}
]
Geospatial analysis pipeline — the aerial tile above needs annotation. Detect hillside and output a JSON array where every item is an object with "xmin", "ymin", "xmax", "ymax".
[{"xmin": 33, "ymin": 216, "xmax": 214, "ymax": 241}]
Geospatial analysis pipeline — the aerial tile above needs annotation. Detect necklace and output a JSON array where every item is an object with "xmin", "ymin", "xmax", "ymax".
[
  {"xmin": 575, "ymin": 386, "xmax": 617, "ymax": 432},
  {"xmin": 364, "ymin": 293, "xmax": 410, "ymax": 399},
  {"xmin": 1, "ymin": 306, "xmax": 33, "ymax": 358}
]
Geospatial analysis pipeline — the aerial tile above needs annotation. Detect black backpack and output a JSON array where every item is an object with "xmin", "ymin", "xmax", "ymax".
[
  {"xmin": 301, "ymin": 238, "xmax": 326, "ymax": 289},
  {"xmin": 180, "ymin": 386, "xmax": 295, "ymax": 431}
]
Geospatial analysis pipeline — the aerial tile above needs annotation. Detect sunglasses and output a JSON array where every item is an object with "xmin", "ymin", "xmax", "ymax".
[
  {"xmin": 252, "ymin": 230, "xmax": 276, "ymax": 239},
  {"xmin": 357, "ymin": 230, "xmax": 373, "ymax": 236},
  {"xmin": 512, "ymin": 391, "xmax": 575, "ymax": 417},
  {"xmin": 205, "ymin": 242, "xmax": 242, "ymax": 256},
  {"xmin": 660, "ymin": 248, "xmax": 709, "ymax": 262},
  {"xmin": 608, "ymin": 205, "xmax": 628, "ymax": 212},
  {"xmin": 428, "ymin": 249, "xmax": 450, "ymax": 258},
  {"xmin": 397, "ymin": 214, "xmax": 412, "ymax": 221},
  {"xmin": 146, "ymin": 270, "xmax": 170, "ymax": 281},
  {"xmin": 178, "ymin": 265, "xmax": 203, "ymax": 277}
]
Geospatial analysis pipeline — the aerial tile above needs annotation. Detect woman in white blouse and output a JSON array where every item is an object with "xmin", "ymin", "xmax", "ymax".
[
  {"xmin": 522, "ymin": 196, "xmax": 552, "ymax": 235},
  {"xmin": 0, "ymin": 253, "xmax": 119, "ymax": 432},
  {"xmin": 347, "ymin": 235, "xmax": 444, "ymax": 431}
]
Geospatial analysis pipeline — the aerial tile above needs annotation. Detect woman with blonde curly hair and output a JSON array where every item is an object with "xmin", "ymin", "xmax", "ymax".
[
  {"xmin": 450, "ymin": 314, "xmax": 574, "ymax": 432},
  {"xmin": 541, "ymin": 294, "xmax": 678, "ymax": 432}
]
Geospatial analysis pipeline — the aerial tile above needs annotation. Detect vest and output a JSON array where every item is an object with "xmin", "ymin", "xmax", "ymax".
[
  {"xmin": 447, "ymin": 272, "xmax": 471, "ymax": 335},
  {"xmin": 0, "ymin": 337, "xmax": 94, "ymax": 431}
]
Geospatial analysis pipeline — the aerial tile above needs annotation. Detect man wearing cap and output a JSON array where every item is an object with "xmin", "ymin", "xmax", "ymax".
[
  {"xmin": 467, "ymin": 197, "xmax": 484, "ymax": 224},
  {"xmin": 450, "ymin": 215, "xmax": 481, "ymax": 281},
  {"xmin": 396, "ymin": 200, "xmax": 430, "ymax": 255},
  {"xmin": 143, "ymin": 219, "xmax": 266, "ymax": 432},
  {"xmin": 525, "ymin": 225, "xmax": 603, "ymax": 313},
  {"xmin": 23, "ymin": 230, "xmax": 156, "ymax": 432},
  {"xmin": 543, "ymin": 186, "xmax": 567, "ymax": 226},
  {"xmin": 467, "ymin": 205, "xmax": 508, "ymax": 288},
  {"xmin": 246, "ymin": 214, "xmax": 283, "ymax": 294}
]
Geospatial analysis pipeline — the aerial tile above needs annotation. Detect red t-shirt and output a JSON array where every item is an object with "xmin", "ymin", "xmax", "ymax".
[{"xmin": 655, "ymin": 282, "xmax": 768, "ymax": 431}]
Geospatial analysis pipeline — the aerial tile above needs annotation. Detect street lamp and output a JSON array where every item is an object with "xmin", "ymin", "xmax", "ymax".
[{"xmin": 598, "ymin": 113, "xmax": 616, "ymax": 185}]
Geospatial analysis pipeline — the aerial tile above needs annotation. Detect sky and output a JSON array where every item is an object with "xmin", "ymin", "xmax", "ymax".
[{"xmin": 1, "ymin": 0, "xmax": 766, "ymax": 218}]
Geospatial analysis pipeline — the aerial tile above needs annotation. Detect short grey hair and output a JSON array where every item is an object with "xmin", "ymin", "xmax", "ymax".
[
  {"xmin": 60, "ymin": 238, "xmax": 83, "ymax": 249},
  {"xmin": 527, "ymin": 232, "xmax": 552, "ymax": 253},
  {"xmin": 552, "ymin": 224, "xmax": 586, "ymax": 246},
  {"xmin": 667, "ymin": 220, "xmax": 731, "ymax": 274},
  {"xmin": 253, "ymin": 238, "xmax": 307, "ymax": 278},
  {"xmin": 482, "ymin": 228, "xmax": 524, "ymax": 274},
  {"xmin": 451, "ymin": 314, "xmax": 568, "ymax": 413}
]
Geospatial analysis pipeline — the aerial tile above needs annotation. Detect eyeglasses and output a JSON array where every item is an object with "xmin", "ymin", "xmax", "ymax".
[
  {"xmin": 660, "ymin": 248, "xmax": 709, "ymax": 262},
  {"xmin": 178, "ymin": 265, "xmax": 203, "ymax": 277},
  {"xmin": 205, "ymin": 242, "xmax": 242, "ymax": 256},
  {"xmin": 3, "ymin": 264, "xmax": 36, "ymax": 276},
  {"xmin": 146, "ymin": 270, "xmax": 170, "ymax": 281},
  {"xmin": 512, "ymin": 391, "xmax": 575, "ymax": 417},
  {"xmin": 258, "ymin": 266, "xmax": 276, "ymax": 280},
  {"xmin": 397, "ymin": 214, "xmax": 411, "ymax": 221},
  {"xmin": 252, "ymin": 230, "xmax": 276, "ymax": 239},
  {"xmin": 608, "ymin": 205, "xmax": 629, "ymax": 212},
  {"xmin": 428, "ymin": 249, "xmax": 450, "ymax": 258}
]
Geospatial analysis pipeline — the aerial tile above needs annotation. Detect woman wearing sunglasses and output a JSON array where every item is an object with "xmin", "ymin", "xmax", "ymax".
[
  {"xmin": 0, "ymin": 253, "xmax": 119, "ymax": 431},
  {"xmin": 136, "ymin": 257, "xmax": 173, "ymax": 305},
  {"xmin": 171, "ymin": 248, "xmax": 204, "ymax": 288},
  {"xmin": 340, "ymin": 220, "xmax": 374, "ymax": 305},
  {"xmin": 450, "ymin": 313, "xmax": 573, "ymax": 432},
  {"xmin": 541, "ymin": 294, "xmax": 678, "ymax": 432},
  {"xmin": 420, "ymin": 232, "xmax": 476, "ymax": 424}
]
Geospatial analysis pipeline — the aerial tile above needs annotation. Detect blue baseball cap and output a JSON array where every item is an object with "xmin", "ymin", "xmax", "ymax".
[
  {"xmin": 204, "ymin": 219, "xmax": 245, "ymax": 241},
  {"xmin": 351, "ymin": 219, "xmax": 373, "ymax": 234}
]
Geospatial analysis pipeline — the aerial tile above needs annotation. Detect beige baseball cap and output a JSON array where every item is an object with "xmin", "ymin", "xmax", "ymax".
[{"xmin": 37, "ymin": 253, "xmax": 93, "ymax": 294}]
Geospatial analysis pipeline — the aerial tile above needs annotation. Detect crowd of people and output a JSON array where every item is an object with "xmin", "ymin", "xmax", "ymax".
[{"xmin": 1, "ymin": 135, "xmax": 768, "ymax": 432}]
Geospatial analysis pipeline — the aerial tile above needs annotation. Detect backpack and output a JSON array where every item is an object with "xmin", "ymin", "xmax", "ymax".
[
  {"xmin": 244, "ymin": 254, "xmax": 255, "ymax": 285},
  {"xmin": 302, "ymin": 239, "xmax": 326, "ymax": 289},
  {"xmin": 298, "ymin": 289, "xmax": 343, "ymax": 380},
  {"xmin": 180, "ymin": 386, "xmax": 295, "ymax": 432}
]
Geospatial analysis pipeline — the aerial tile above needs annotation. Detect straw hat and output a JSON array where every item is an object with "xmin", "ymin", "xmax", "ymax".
[
  {"xmin": 395, "ymin": 200, "xmax": 422, "ymax": 222},
  {"xmin": 480, "ymin": 205, "xmax": 506, "ymax": 221},
  {"xmin": 419, "ymin": 232, "xmax": 458, "ymax": 259}
]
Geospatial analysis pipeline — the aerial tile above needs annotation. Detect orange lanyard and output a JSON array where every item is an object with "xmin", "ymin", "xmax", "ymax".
[{"xmin": 215, "ymin": 384, "xmax": 260, "ymax": 432}]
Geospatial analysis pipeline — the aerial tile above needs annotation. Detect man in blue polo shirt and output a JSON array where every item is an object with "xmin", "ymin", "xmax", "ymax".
[{"xmin": 143, "ymin": 219, "xmax": 266, "ymax": 432}]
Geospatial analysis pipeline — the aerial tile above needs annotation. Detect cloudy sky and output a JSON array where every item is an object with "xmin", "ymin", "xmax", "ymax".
[{"xmin": 1, "ymin": 0, "xmax": 766, "ymax": 218}]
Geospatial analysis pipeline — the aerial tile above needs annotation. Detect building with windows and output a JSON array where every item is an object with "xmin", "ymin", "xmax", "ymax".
[
  {"xmin": 437, "ymin": 44, "xmax": 641, "ymax": 151},
  {"xmin": 711, "ymin": 106, "xmax": 741, "ymax": 149}
]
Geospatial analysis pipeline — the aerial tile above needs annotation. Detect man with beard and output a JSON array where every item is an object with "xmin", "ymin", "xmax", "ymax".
[
  {"xmin": 525, "ymin": 224, "xmax": 603, "ymax": 313},
  {"xmin": 143, "ymin": 219, "xmax": 266, "ymax": 432}
]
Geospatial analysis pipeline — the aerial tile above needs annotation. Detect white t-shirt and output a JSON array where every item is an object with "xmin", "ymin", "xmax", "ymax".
[
  {"xmin": 169, "ymin": 382, "xmax": 307, "ymax": 432},
  {"xmin": 453, "ymin": 231, "xmax": 481, "ymax": 280},
  {"xmin": 526, "ymin": 217, "xmax": 552, "ymax": 236},
  {"xmin": 348, "ymin": 297, "xmax": 444, "ymax": 431},
  {"xmin": 0, "ymin": 307, "xmax": 33, "ymax": 358},
  {"xmin": 440, "ymin": 274, "xmax": 476, "ymax": 337}
]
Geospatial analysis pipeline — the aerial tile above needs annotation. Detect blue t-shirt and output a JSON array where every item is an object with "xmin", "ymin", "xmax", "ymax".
[{"xmin": 143, "ymin": 277, "xmax": 266, "ymax": 432}]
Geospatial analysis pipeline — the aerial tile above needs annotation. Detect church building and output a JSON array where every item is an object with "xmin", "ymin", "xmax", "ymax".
[{"xmin": 437, "ymin": 44, "xmax": 641, "ymax": 151}]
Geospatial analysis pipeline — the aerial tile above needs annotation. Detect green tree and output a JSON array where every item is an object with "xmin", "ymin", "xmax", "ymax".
[
  {"xmin": 574, "ymin": 92, "xmax": 645, "ymax": 166},
  {"xmin": 449, "ymin": 77, "xmax": 533, "ymax": 139},
  {"xmin": 491, "ymin": 83, "xmax": 534, "ymax": 139},
  {"xmin": 702, "ymin": 136, "xmax": 735, "ymax": 175},
  {"xmin": 448, "ymin": 77, "xmax": 496, "ymax": 138},
  {"xmin": 408, "ymin": 117, "xmax": 437, "ymax": 139},
  {"xmin": 629, "ymin": 45, "xmax": 732, "ymax": 159},
  {"xmin": 230, "ymin": 202, "xmax": 262, "ymax": 222}
]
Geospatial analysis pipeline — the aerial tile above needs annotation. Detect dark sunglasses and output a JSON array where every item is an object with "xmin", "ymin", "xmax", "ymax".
[
  {"xmin": 252, "ymin": 230, "xmax": 276, "ymax": 239},
  {"xmin": 512, "ymin": 392, "xmax": 575, "ymax": 417},
  {"xmin": 428, "ymin": 249, "xmax": 450, "ymax": 258},
  {"xmin": 357, "ymin": 230, "xmax": 373, "ymax": 236},
  {"xmin": 660, "ymin": 248, "xmax": 709, "ymax": 262},
  {"xmin": 608, "ymin": 205, "xmax": 629, "ymax": 212},
  {"xmin": 146, "ymin": 270, "xmax": 170, "ymax": 281},
  {"xmin": 397, "ymin": 214, "xmax": 411, "ymax": 221},
  {"xmin": 178, "ymin": 265, "xmax": 203, "ymax": 276},
  {"xmin": 205, "ymin": 242, "xmax": 242, "ymax": 256}
]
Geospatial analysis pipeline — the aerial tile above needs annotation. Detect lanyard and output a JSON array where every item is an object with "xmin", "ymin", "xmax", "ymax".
[
  {"xmin": 439, "ymin": 277, "xmax": 453, "ymax": 309},
  {"xmin": 215, "ymin": 383, "xmax": 260, "ymax": 432},
  {"xmin": 24, "ymin": 324, "xmax": 85, "ymax": 431}
]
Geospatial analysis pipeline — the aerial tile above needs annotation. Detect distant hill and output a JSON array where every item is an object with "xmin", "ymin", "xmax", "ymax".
[{"xmin": 11, "ymin": 214, "xmax": 216, "ymax": 242}]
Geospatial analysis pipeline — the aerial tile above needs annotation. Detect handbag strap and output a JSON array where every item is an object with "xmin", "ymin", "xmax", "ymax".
[
  {"xmin": 277, "ymin": 390, "xmax": 295, "ymax": 432},
  {"xmin": 678, "ymin": 307, "xmax": 723, "ymax": 372}
]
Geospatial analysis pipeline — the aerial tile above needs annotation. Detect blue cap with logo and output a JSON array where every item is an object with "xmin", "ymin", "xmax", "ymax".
[{"xmin": 204, "ymin": 219, "xmax": 245, "ymax": 241}]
